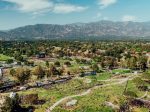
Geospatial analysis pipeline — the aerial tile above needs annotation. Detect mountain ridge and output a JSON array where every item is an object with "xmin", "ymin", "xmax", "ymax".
[{"xmin": 1, "ymin": 21, "xmax": 150, "ymax": 40}]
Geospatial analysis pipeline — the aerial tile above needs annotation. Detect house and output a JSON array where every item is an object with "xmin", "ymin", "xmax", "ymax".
[
  {"xmin": 36, "ymin": 52, "xmax": 46, "ymax": 58},
  {"xmin": 80, "ymin": 71, "xmax": 96, "ymax": 77}
]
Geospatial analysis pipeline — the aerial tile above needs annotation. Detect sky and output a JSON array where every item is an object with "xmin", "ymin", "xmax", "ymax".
[{"xmin": 0, "ymin": 0, "xmax": 150, "ymax": 30}]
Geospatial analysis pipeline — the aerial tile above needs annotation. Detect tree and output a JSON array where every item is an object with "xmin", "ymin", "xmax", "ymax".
[
  {"xmin": 67, "ymin": 71, "xmax": 71, "ymax": 76},
  {"xmin": 75, "ymin": 58, "xmax": 80, "ymax": 64},
  {"xmin": 57, "ymin": 68, "xmax": 63, "ymax": 76},
  {"xmin": 138, "ymin": 56, "xmax": 148, "ymax": 71},
  {"xmin": 50, "ymin": 65, "xmax": 61, "ymax": 77},
  {"xmin": 105, "ymin": 57, "xmax": 116, "ymax": 69},
  {"xmin": 100, "ymin": 61, "xmax": 105, "ymax": 69},
  {"xmin": 15, "ymin": 67, "xmax": 31, "ymax": 84},
  {"xmin": 9, "ymin": 68, "xmax": 16, "ymax": 76},
  {"xmin": 45, "ymin": 68, "xmax": 52, "ymax": 78},
  {"xmin": 54, "ymin": 61, "xmax": 60, "ymax": 67},
  {"xmin": 64, "ymin": 61, "xmax": 71, "ymax": 67},
  {"xmin": 33, "ymin": 65, "xmax": 45, "ymax": 79},
  {"xmin": 26, "ymin": 50, "xmax": 34, "ymax": 57},
  {"xmin": 6, "ymin": 59, "xmax": 13, "ymax": 64},
  {"xmin": 127, "ymin": 57, "xmax": 137, "ymax": 70},
  {"xmin": 91, "ymin": 64, "xmax": 99, "ymax": 72},
  {"xmin": 45, "ymin": 61, "xmax": 49, "ymax": 67},
  {"xmin": 14, "ymin": 53, "xmax": 24, "ymax": 62},
  {"xmin": 119, "ymin": 101, "xmax": 130, "ymax": 112}
]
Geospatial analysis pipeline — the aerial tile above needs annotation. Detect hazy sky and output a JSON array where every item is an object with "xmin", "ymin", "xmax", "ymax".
[{"xmin": 0, "ymin": 0, "xmax": 150, "ymax": 30}]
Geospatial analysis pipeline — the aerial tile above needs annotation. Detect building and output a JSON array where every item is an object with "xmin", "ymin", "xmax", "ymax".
[
  {"xmin": 36, "ymin": 52, "xmax": 46, "ymax": 58},
  {"xmin": 80, "ymin": 71, "xmax": 97, "ymax": 77},
  {"xmin": 0, "ymin": 68, "xmax": 3, "ymax": 79}
]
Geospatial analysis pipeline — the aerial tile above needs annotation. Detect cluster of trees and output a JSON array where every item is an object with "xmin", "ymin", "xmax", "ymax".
[
  {"xmin": 1, "ymin": 40, "xmax": 150, "ymax": 72},
  {"xmin": 0, "ymin": 41, "xmax": 149, "ymax": 59},
  {"xmin": 0, "ymin": 93, "xmax": 20, "ymax": 112},
  {"xmin": 120, "ymin": 55, "xmax": 148, "ymax": 71},
  {"xmin": 9, "ymin": 64, "xmax": 64, "ymax": 84}
]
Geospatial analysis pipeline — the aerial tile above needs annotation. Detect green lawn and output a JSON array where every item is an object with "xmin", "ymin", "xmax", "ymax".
[
  {"xmin": 0, "ymin": 54, "xmax": 13, "ymax": 61},
  {"xmin": 112, "ymin": 69, "xmax": 131, "ymax": 74},
  {"xmin": 87, "ymin": 72, "xmax": 112, "ymax": 81}
]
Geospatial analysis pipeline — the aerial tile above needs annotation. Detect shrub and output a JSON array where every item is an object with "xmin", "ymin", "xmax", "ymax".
[
  {"xmin": 32, "ymin": 66, "xmax": 45, "ymax": 79},
  {"xmin": 119, "ymin": 102, "xmax": 130, "ymax": 112},
  {"xmin": 6, "ymin": 59, "xmax": 13, "ymax": 64},
  {"xmin": 124, "ymin": 91, "xmax": 137, "ymax": 98},
  {"xmin": 64, "ymin": 61, "xmax": 71, "ymax": 67},
  {"xmin": 132, "ymin": 77, "xmax": 146, "ymax": 87},
  {"xmin": 54, "ymin": 61, "xmax": 60, "ymax": 67},
  {"xmin": 20, "ymin": 94, "xmax": 38, "ymax": 105}
]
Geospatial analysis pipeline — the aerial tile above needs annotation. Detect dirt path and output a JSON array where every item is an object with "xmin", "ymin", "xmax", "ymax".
[
  {"xmin": 137, "ymin": 91, "xmax": 148, "ymax": 99},
  {"xmin": 136, "ymin": 91, "xmax": 150, "ymax": 104},
  {"xmin": 105, "ymin": 101, "xmax": 119, "ymax": 109},
  {"xmin": 46, "ymin": 89, "xmax": 91, "ymax": 112},
  {"xmin": 46, "ymin": 77, "xmax": 131, "ymax": 112}
]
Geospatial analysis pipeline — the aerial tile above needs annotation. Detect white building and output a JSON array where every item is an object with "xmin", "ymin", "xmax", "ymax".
[{"xmin": 0, "ymin": 68, "xmax": 3, "ymax": 79}]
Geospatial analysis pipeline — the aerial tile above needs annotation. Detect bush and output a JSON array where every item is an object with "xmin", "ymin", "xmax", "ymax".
[
  {"xmin": 32, "ymin": 66, "xmax": 45, "ymax": 79},
  {"xmin": 20, "ymin": 94, "xmax": 38, "ymax": 105},
  {"xmin": 10, "ymin": 68, "xmax": 16, "ymax": 76},
  {"xmin": 54, "ymin": 61, "xmax": 60, "ymax": 67},
  {"xmin": 15, "ymin": 67, "xmax": 31, "ymax": 84},
  {"xmin": 119, "ymin": 102, "xmax": 130, "ymax": 112},
  {"xmin": 138, "ymin": 86, "xmax": 148, "ymax": 91},
  {"xmin": 64, "ymin": 61, "xmax": 71, "ymax": 67},
  {"xmin": 24, "ymin": 61, "xmax": 34, "ymax": 66},
  {"xmin": 133, "ymin": 77, "xmax": 146, "ymax": 87},
  {"xmin": 124, "ymin": 91, "xmax": 137, "ymax": 98},
  {"xmin": 142, "ymin": 71, "xmax": 150, "ymax": 80},
  {"xmin": 6, "ymin": 59, "xmax": 13, "ymax": 64}
]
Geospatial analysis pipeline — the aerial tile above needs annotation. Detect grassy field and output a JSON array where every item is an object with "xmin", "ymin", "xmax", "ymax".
[
  {"xmin": 0, "ymin": 54, "xmax": 13, "ymax": 61},
  {"xmin": 111, "ymin": 69, "xmax": 131, "ymax": 74},
  {"xmin": 17, "ymin": 71, "xmax": 150, "ymax": 112},
  {"xmin": 18, "ymin": 78, "xmax": 103, "ymax": 112},
  {"xmin": 87, "ymin": 71, "xmax": 115, "ymax": 81},
  {"xmin": 53, "ymin": 79, "xmax": 149, "ymax": 112}
]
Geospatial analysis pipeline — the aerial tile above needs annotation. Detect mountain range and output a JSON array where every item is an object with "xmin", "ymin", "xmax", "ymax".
[{"xmin": 1, "ymin": 21, "xmax": 150, "ymax": 40}]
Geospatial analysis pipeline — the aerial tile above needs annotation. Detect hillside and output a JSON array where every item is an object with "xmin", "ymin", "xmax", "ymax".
[{"xmin": 1, "ymin": 21, "xmax": 150, "ymax": 40}]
